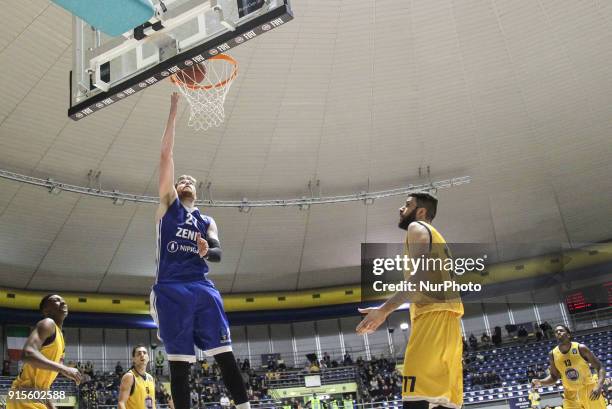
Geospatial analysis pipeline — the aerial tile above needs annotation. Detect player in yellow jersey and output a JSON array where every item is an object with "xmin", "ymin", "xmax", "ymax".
[
  {"xmin": 533, "ymin": 325, "xmax": 606, "ymax": 409},
  {"xmin": 118, "ymin": 344, "xmax": 168, "ymax": 409},
  {"xmin": 8, "ymin": 294, "xmax": 82, "ymax": 409},
  {"xmin": 357, "ymin": 192, "xmax": 464, "ymax": 409},
  {"xmin": 529, "ymin": 388, "xmax": 541, "ymax": 409}
]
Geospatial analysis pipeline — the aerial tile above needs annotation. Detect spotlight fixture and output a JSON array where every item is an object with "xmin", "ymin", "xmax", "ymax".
[
  {"xmin": 299, "ymin": 197, "xmax": 309, "ymax": 211},
  {"xmin": 47, "ymin": 179, "xmax": 62, "ymax": 195},
  {"xmin": 238, "ymin": 198, "xmax": 250, "ymax": 213},
  {"xmin": 112, "ymin": 190, "xmax": 125, "ymax": 206}
]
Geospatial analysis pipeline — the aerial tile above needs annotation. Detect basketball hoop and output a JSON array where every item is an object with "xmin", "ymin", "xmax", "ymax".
[{"xmin": 170, "ymin": 54, "xmax": 238, "ymax": 131}]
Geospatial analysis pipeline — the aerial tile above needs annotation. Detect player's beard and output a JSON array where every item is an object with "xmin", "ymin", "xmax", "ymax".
[
  {"xmin": 178, "ymin": 189, "xmax": 195, "ymax": 202},
  {"xmin": 398, "ymin": 208, "xmax": 417, "ymax": 230}
]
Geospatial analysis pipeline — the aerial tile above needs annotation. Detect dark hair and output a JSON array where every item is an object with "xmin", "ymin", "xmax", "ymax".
[
  {"xmin": 555, "ymin": 324, "xmax": 572, "ymax": 335},
  {"xmin": 132, "ymin": 344, "xmax": 148, "ymax": 357},
  {"xmin": 39, "ymin": 294, "xmax": 56, "ymax": 313},
  {"xmin": 409, "ymin": 191, "xmax": 438, "ymax": 220}
]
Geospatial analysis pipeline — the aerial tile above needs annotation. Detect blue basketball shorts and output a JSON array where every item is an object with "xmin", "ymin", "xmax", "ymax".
[{"xmin": 150, "ymin": 280, "xmax": 232, "ymax": 362}]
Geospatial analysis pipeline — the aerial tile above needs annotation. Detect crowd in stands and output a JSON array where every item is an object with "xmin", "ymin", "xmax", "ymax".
[
  {"xmin": 460, "ymin": 321, "xmax": 557, "ymax": 389},
  {"xmin": 40, "ymin": 323, "xmax": 612, "ymax": 409},
  {"xmin": 356, "ymin": 356, "xmax": 402, "ymax": 403}
]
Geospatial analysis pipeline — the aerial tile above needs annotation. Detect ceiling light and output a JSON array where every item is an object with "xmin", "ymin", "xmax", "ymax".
[{"xmin": 400, "ymin": 322, "xmax": 409, "ymax": 331}]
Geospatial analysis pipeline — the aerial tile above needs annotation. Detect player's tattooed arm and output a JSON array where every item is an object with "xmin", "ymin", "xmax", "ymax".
[
  {"xmin": 158, "ymin": 92, "xmax": 180, "ymax": 219},
  {"xmin": 532, "ymin": 351, "xmax": 560, "ymax": 387},
  {"xmin": 380, "ymin": 222, "xmax": 431, "ymax": 310},
  {"xmin": 578, "ymin": 344, "xmax": 604, "ymax": 399}
]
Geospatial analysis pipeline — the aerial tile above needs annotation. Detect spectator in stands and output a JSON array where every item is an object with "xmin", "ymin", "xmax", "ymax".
[
  {"xmin": 469, "ymin": 333, "xmax": 478, "ymax": 350},
  {"xmin": 201, "ymin": 358, "xmax": 210, "ymax": 376},
  {"xmin": 535, "ymin": 325, "xmax": 544, "ymax": 341},
  {"xmin": 241, "ymin": 359, "xmax": 250, "ymax": 371},
  {"xmin": 219, "ymin": 394, "xmax": 231, "ymax": 408},
  {"xmin": 2, "ymin": 360, "xmax": 10, "ymax": 376},
  {"xmin": 155, "ymin": 351, "xmax": 165, "ymax": 377},
  {"xmin": 115, "ymin": 361, "xmax": 124, "ymax": 375},
  {"xmin": 190, "ymin": 389, "xmax": 199, "ymax": 407},
  {"xmin": 84, "ymin": 361, "xmax": 94, "ymax": 377},
  {"xmin": 492, "ymin": 326, "xmax": 502, "ymax": 346},
  {"xmin": 481, "ymin": 332, "xmax": 491, "ymax": 346},
  {"xmin": 489, "ymin": 371, "xmax": 501, "ymax": 387},
  {"xmin": 527, "ymin": 366, "xmax": 536, "ymax": 382},
  {"xmin": 323, "ymin": 352, "xmax": 331, "ymax": 368},
  {"xmin": 475, "ymin": 352, "xmax": 485, "ymax": 364},
  {"xmin": 540, "ymin": 321, "xmax": 553, "ymax": 339},
  {"xmin": 518, "ymin": 325, "xmax": 529, "ymax": 343},
  {"xmin": 605, "ymin": 378, "xmax": 612, "ymax": 396},
  {"xmin": 343, "ymin": 353, "xmax": 353, "ymax": 366}
]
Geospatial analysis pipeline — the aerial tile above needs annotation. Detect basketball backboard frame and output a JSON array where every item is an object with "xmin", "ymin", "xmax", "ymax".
[{"xmin": 68, "ymin": 0, "xmax": 293, "ymax": 121}]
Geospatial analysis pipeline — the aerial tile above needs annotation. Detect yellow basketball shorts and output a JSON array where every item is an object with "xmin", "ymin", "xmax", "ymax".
[
  {"xmin": 563, "ymin": 385, "xmax": 607, "ymax": 409},
  {"xmin": 402, "ymin": 310, "xmax": 463, "ymax": 408}
]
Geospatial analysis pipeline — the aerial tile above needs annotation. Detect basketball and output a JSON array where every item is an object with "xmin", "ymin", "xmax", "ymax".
[{"xmin": 179, "ymin": 63, "xmax": 206, "ymax": 86}]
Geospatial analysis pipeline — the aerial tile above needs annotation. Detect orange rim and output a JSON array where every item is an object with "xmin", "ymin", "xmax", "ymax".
[{"xmin": 170, "ymin": 54, "xmax": 238, "ymax": 90}]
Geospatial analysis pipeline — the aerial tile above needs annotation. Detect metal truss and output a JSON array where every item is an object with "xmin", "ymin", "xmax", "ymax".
[{"xmin": 0, "ymin": 169, "xmax": 471, "ymax": 209}]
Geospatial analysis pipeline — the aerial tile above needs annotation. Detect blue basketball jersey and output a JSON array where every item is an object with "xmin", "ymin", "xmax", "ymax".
[{"xmin": 156, "ymin": 198, "xmax": 212, "ymax": 283}]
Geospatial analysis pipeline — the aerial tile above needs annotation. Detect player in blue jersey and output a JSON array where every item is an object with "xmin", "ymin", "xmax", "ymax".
[{"xmin": 151, "ymin": 92, "xmax": 251, "ymax": 409}]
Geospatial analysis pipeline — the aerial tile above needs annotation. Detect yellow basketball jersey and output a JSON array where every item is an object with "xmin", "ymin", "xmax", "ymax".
[
  {"xmin": 552, "ymin": 342, "xmax": 596, "ymax": 390},
  {"xmin": 405, "ymin": 221, "xmax": 464, "ymax": 320},
  {"xmin": 529, "ymin": 391, "xmax": 541, "ymax": 405},
  {"xmin": 12, "ymin": 322, "xmax": 65, "ymax": 390},
  {"xmin": 126, "ymin": 369, "xmax": 156, "ymax": 409}
]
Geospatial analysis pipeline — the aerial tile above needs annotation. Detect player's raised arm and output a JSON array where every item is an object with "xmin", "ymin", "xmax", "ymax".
[
  {"xmin": 532, "ymin": 351, "xmax": 560, "ymax": 388},
  {"xmin": 22, "ymin": 319, "xmax": 81, "ymax": 384},
  {"xmin": 158, "ymin": 92, "xmax": 180, "ymax": 218},
  {"xmin": 578, "ymin": 344, "xmax": 605, "ymax": 399}
]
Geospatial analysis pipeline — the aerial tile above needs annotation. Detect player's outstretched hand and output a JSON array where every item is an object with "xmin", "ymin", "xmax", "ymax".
[
  {"xmin": 195, "ymin": 232, "xmax": 209, "ymax": 258},
  {"xmin": 589, "ymin": 384, "xmax": 602, "ymax": 400},
  {"xmin": 356, "ymin": 307, "xmax": 388, "ymax": 335},
  {"xmin": 170, "ymin": 92, "xmax": 180, "ymax": 108},
  {"xmin": 531, "ymin": 379, "xmax": 541, "ymax": 389},
  {"xmin": 61, "ymin": 366, "xmax": 82, "ymax": 385}
]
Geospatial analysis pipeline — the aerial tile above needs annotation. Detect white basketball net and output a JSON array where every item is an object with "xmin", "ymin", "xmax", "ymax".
[{"xmin": 171, "ymin": 54, "xmax": 237, "ymax": 131}]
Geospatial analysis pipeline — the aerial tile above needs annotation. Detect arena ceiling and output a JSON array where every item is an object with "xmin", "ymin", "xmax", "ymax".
[{"xmin": 0, "ymin": 0, "xmax": 611, "ymax": 295}]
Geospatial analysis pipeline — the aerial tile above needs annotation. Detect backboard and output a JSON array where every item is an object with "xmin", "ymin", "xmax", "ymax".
[{"xmin": 68, "ymin": 0, "xmax": 293, "ymax": 121}]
